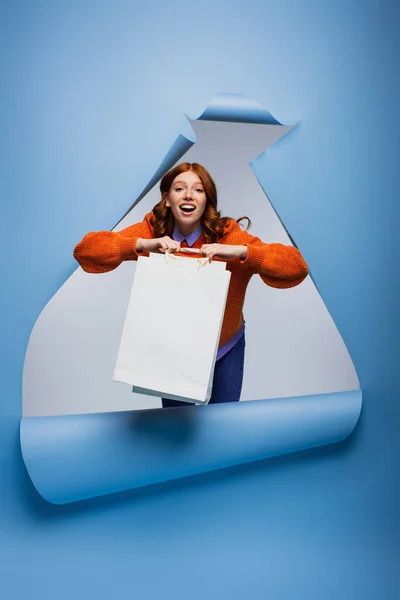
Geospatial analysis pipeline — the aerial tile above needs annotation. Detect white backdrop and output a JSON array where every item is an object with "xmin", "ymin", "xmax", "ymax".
[{"xmin": 23, "ymin": 119, "xmax": 359, "ymax": 416}]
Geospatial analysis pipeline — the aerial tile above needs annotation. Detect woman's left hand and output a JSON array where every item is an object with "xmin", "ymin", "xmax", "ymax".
[{"xmin": 200, "ymin": 244, "xmax": 248, "ymax": 262}]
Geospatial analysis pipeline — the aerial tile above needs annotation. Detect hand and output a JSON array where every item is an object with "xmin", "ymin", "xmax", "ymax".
[
  {"xmin": 200, "ymin": 244, "xmax": 248, "ymax": 262},
  {"xmin": 136, "ymin": 237, "xmax": 181, "ymax": 254}
]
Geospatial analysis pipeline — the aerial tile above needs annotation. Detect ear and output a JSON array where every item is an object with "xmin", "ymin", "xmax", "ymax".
[{"xmin": 164, "ymin": 195, "xmax": 170, "ymax": 208}]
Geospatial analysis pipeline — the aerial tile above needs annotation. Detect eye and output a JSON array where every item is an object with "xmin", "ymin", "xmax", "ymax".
[
  {"xmin": 196, "ymin": 188, "xmax": 204, "ymax": 193},
  {"xmin": 175, "ymin": 187, "xmax": 183, "ymax": 191}
]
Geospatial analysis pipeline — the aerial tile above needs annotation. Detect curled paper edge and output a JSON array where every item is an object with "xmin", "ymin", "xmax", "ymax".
[
  {"xmin": 188, "ymin": 92, "xmax": 289, "ymax": 125},
  {"xmin": 21, "ymin": 390, "xmax": 362, "ymax": 505}
]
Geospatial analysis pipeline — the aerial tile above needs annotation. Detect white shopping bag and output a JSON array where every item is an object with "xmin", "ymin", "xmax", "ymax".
[{"xmin": 113, "ymin": 252, "xmax": 231, "ymax": 404}]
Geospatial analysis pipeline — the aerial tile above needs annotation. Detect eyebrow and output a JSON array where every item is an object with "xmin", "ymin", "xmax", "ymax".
[{"xmin": 174, "ymin": 180, "xmax": 203, "ymax": 186}]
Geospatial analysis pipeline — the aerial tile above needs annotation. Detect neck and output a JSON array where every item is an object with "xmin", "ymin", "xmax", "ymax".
[{"xmin": 175, "ymin": 221, "xmax": 202, "ymax": 236}]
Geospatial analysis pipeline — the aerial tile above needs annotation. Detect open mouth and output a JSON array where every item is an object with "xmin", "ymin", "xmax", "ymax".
[{"xmin": 179, "ymin": 204, "xmax": 196, "ymax": 214}]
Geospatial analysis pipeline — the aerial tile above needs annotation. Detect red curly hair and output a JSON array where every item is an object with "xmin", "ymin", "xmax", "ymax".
[{"xmin": 151, "ymin": 162, "xmax": 250, "ymax": 243}]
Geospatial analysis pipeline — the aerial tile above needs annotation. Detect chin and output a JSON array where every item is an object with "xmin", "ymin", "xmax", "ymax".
[{"xmin": 176, "ymin": 216, "xmax": 200, "ymax": 229}]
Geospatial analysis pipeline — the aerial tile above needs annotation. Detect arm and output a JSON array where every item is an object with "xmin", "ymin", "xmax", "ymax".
[
  {"xmin": 217, "ymin": 221, "xmax": 308, "ymax": 288},
  {"xmin": 73, "ymin": 221, "xmax": 147, "ymax": 274},
  {"xmin": 240, "ymin": 231, "xmax": 309, "ymax": 289}
]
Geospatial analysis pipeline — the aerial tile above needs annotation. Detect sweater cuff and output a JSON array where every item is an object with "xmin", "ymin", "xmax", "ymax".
[
  {"xmin": 240, "ymin": 243, "xmax": 267, "ymax": 271},
  {"xmin": 116, "ymin": 235, "xmax": 141, "ymax": 260}
]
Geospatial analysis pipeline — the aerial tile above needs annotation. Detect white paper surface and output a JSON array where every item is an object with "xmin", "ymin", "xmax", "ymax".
[{"xmin": 22, "ymin": 116, "xmax": 359, "ymax": 417}]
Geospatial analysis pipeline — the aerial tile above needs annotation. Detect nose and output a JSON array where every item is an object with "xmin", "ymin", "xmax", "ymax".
[{"xmin": 185, "ymin": 189, "xmax": 193, "ymax": 199}]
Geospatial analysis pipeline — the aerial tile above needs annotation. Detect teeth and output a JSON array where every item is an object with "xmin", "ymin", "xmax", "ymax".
[{"xmin": 180, "ymin": 205, "xmax": 196, "ymax": 212}]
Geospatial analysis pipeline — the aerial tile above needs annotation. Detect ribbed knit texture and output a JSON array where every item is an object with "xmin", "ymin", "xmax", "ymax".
[{"xmin": 73, "ymin": 213, "xmax": 309, "ymax": 347}]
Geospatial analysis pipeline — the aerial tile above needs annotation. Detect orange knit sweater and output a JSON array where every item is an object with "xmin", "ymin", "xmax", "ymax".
[{"xmin": 73, "ymin": 213, "xmax": 309, "ymax": 348}]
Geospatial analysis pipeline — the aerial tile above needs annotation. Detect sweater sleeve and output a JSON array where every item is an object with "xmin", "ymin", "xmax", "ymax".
[
  {"xmin": 73, "ymin": 221, "xmax": 148, "ymax": 274},
  {"xmin": 235, "ymin": 228, "xmax": 309, "ymax": 289}
]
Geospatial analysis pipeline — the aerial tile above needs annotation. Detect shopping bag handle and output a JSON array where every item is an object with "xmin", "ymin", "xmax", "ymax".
[
  {"xmin": 178, "ymin": 247, "xmax": 201, "ymax": 255},
  {"xmin": 165, "ymin": 248, "xmax": 209, "ymax": 269}
]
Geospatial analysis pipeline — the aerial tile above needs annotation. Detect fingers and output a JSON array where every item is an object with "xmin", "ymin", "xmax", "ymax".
[
  {"xmin": 200, "ymin": 243, "xmax": 239, "ymax": 261},
  {"xmin": 158, "ymin": 237, "xmax": 181, "ymax": 254},
  {"xmin": 200, "ymin": 244, "xmax": 217, "ymax": 262}
]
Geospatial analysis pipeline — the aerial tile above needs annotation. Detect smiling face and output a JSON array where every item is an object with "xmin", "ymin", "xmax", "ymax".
[{"xmin": 165, "ymin": 170, "xmax": 207, "ymax": 235}]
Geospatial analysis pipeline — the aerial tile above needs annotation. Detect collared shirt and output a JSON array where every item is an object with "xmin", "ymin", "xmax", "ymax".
[
  {"xmin": 172, "ymin": 224, "xmax": 245, "ymax": 361},
  {"xmin": 172, "ymin": 224, "xmax": 203, "ymax": 247}
]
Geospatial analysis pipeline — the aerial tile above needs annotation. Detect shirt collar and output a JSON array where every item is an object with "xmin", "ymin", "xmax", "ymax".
[{"xmin": 172, "ymin": 224, "xmax": 203, "ymax": 247}]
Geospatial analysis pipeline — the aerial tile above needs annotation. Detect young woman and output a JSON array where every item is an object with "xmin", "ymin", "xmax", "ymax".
[{"xmin": 73, "ymin": 162, "xmax": 308, "ymax": 407}]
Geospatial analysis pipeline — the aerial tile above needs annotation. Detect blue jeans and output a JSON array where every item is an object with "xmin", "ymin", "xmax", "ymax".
[{"xmin": 162, "ymin": 334, "xmax": 246, "ymax": 408}]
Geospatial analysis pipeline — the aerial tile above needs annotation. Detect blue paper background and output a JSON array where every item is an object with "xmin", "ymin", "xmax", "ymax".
[{"xmin": 1, "ymin": 1, "xmax": 398, "ymax": 598}]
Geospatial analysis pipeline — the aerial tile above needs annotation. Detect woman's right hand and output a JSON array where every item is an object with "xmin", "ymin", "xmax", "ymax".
[{"xmin": 136, "ymin": 237, "xmax": 181, "ymax": 254}]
